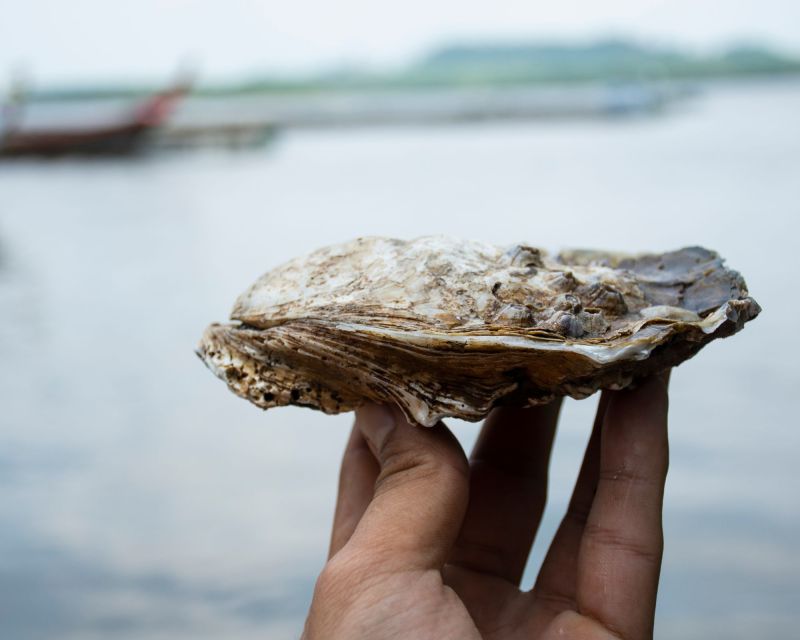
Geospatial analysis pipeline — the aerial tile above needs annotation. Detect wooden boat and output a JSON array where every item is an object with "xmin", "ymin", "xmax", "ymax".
[{"xmin": 0, "ymin": 85, "xmax": 186, "ymax": 158}]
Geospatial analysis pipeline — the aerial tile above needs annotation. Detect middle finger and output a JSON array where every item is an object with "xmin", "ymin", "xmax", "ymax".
[{"xmin": 448, "ymin": 399, "xmax": 562, "ymax": 585}]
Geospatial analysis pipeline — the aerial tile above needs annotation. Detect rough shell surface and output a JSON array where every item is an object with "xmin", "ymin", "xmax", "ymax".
[{"xmin": 197, "ymin": 237, "xmax": 760, "ymax": 426}]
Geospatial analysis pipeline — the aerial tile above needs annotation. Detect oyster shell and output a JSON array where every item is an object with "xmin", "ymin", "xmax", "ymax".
[{"xmin": 197, "ymin": 237, "xmax": 760, "ymax": 426}]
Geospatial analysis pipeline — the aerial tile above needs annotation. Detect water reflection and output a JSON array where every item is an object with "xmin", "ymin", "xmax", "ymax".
[{"xmin": 0, "ymin": 530, "xmax": 314, "ymax": 639}]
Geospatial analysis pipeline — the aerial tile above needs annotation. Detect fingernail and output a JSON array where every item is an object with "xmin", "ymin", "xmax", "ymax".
[{"xmin": 355, "ymin": 403, "xmax": 397, "ymax": 453}]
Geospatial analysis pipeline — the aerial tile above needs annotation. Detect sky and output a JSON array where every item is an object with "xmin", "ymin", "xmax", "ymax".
[{"xmin": 1, "ymin": 0, "xmax": 799, "ymax": 85}]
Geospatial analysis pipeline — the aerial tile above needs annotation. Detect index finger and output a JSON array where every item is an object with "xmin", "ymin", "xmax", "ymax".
[{"xmin": 575, "ymin": 374, "xmax": 670, "ymax": 640}]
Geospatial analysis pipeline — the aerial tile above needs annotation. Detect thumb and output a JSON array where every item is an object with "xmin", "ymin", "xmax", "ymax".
[{"xmin": 346, "ymin": 403, "xmax": 469, "ymax": 572}]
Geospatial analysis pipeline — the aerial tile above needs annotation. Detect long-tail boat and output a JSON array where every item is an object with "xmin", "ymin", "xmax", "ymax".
[{"xmin": 0, "ymin": 84, "xmax": 187, "ymax": 158}]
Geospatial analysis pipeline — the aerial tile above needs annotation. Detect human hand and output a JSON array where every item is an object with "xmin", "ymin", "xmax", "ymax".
[{"xmin": 302, "ymin": 375, "xmax": 669, "ymax": 640}]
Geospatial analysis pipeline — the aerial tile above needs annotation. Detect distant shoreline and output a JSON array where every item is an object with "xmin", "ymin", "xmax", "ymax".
[{"xmin": 11, "ymin": 39, "xmax": 800, "ymax": 103}]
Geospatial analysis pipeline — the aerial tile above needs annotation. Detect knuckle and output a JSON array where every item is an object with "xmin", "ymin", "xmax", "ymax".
[
  {"xmin": 534, "ymin": 586, "xmax": 577, "ymax": 613},
  {"xmin": 452, "ymin": 531, "xmax": 515, "ymax": 573},
  {"xmin": 314, "ymin": 554, "xmax": 363, "ymax": 601},
  {"xmin": 375, "ymin": 445, "xmax": 467, "ymax": 494},
  {"xmin": 313, "ymin": 553, "xmax": 390, "ymax": 618},
  {"xmin": 598, "ymin": 465, "xmax": 659, "ymax": 488},
  {"xmin": 583, "ymin": 522, "xmax": 663, "ymax": 565},
  {"xmin": 564, "ymin": 497, "xmax": 593, "ymax": 527},
  {"xmin": 314, "ymin": 562, "xmax": 346, "ymax": 600}
]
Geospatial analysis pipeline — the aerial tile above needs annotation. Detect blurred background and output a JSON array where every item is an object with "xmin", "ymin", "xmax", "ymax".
[{"xmin": 1, "ymin": 1, "xmax": 798, "ymax": 638}]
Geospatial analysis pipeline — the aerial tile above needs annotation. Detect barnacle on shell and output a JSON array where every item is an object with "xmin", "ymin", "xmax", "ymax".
[{"xmin": 197, "ymin": 237, "xmax": 760, "ymax": 426}]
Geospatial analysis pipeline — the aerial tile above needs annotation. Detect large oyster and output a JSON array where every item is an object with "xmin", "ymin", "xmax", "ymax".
[{"xmin": 197, "ymin": 237, "xmax": 759, "ymax": 426}]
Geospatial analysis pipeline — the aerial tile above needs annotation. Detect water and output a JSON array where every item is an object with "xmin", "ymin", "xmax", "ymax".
[{"xmin": 1, "ymin": 80, "xmax": 798, "ymax": 639}]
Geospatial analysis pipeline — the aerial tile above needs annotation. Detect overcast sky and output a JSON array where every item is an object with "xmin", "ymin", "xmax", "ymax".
[{"xmin": 2, "ymin": 0, "xmax": 799, "ymax": 85}]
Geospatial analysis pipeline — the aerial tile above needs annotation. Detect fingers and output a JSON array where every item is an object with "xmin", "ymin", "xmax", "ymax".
[
  {"xmin": 449, "ymin": 400, "xmax": 562, "ymax": 585},
  {"xmin": 345, "ymin": 403, "xmax": 470, "ymax": 572},
  {"xmin": 328, "ymin": 419, "xmax": 380, "ymax": 558},
  {"xmin": 532, "ymin": 393, "xmax": 609, "ymax": 618},
  {"xmin": 576, "ymin": 375, "xmax": 670, "ymax": 640}
]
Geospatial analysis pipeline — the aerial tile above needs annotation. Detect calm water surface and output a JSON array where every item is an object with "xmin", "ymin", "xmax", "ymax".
[{"xmin": 1, "ymin": 81, "xmax": 799, "ymax": 639}]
